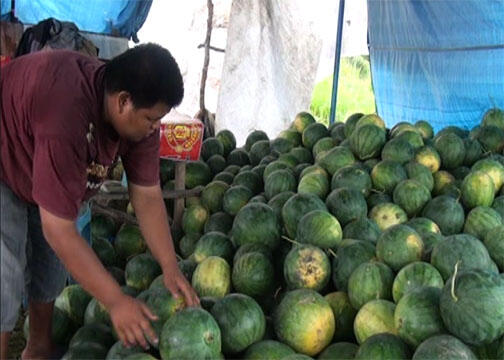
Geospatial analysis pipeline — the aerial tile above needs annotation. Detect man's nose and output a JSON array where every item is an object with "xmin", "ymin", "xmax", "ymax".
[{"xmin": 152, "ymin": 120, "xmax": 161, "ymax": 130}]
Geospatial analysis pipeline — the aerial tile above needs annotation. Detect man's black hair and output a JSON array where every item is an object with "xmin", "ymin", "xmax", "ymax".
[{"xmin": 104, "ymin": 43, "xmax": 184, "ymax": 108}]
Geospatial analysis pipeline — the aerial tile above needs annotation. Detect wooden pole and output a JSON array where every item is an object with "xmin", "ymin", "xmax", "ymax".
[{"xmin": 172, "ymin": 161, "xmax": 187, "ymax": 230}]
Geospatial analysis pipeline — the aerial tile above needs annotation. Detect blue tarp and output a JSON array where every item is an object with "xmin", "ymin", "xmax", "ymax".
[
  {"xmin": 0, "ymin": 0, "xmax": 152, "ymax": 40},
  {"xmin": 367, "ymin": 0, "xmax": 504, "ymax": 132}
]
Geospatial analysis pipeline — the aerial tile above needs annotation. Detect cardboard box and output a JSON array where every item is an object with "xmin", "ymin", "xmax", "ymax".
[{"xmin": 159, "ymin": 120, "xmax": 203, "ymax": 161}]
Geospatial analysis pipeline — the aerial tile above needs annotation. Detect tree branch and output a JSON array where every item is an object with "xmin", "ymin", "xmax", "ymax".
[
  {"xmin": 200, "ymin": 0, "xmax": 214, "ymax": 112},
  {"xmin": 197, "ymin": 43, "xmax": 225, "ymax": 53}
]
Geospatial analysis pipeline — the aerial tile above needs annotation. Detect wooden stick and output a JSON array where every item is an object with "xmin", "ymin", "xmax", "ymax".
[
  {"xmin": 200, "ymin": 0, "xmax": 214, "ymax": 112},
  {"xmin": 172, "ymin": 162, "xmax": 187, "ymax": 230},
  {"xmin": 92, "ymin": 202, "xmax": 138, "ymax": 225},
  {"xmin": 91, "ymin": 187, "xmax": 201, "ymax": 202}
]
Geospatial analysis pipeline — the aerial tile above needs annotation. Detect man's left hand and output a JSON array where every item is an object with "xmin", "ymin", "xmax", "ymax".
[{"xmin": 163, "ymin": 266, "xmax": 200, "ymax": 307}]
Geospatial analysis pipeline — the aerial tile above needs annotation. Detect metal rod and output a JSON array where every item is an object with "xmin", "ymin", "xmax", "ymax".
[{"xmin": 329, "ymin": 0, "xmax": 346, "ymax": 125}]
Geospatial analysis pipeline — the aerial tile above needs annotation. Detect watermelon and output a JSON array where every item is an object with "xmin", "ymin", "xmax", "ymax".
[
  {"xmin": 463, "ymin": 138, "xmax": 483, "ymax": 167},
  {"xmin": 464, "ymin": 206, "xmax": 503, "ymax": 240},
  {"xmin": 407, "ymin": 217, "xmax": 441, "ymax": 236},
  {"xmin": 281, "ymin": 354, "xmax": 314, "ymax": 360},
  {"xmin": 294, "ymin": 163, "xmax": 311, "ymax": 179},
  {"xmin": 472, "ymin": 158, "xmax": 504, "ymax": 192},
  {"xmin": 296, "ymin": 210, "xmax": 342, "ymax": 249},
  {"xmin": 24, "ymin": 307, "xmax": 75, "ymax": 345},
  {"xmin": 207, "ymin": 155, "xmax": 227, "ymax": 176},
  {"xmin": 204, "ymin": 211, "xmax": 233, "ymax": 235},
  {"xmin": 279, "ymin": 129, "xmax": 302, "ymax": 147},
  {"xmin": 268, "ymin": 191, "xmax": 296, "ymax": 222},
  {"xmin": 355, "ymin": 113, "xmax": 386, "ymax": 130},
  {"xmin": 415, "ymin": 120, "xmax": 434, "ymax": 139},
  {"xmin": 144, "ymin": 287, "xmax": 185, "ymax": 342},
  {"xmin": 201, "ymin": 137, "xmax": 224, "ymax": 161},
  {"xmin": 371, "ymin": 160, "xmax": 407, "ymax": 194},
  {"xmin": 316, "ymin": 146, "xmax": 357, "ymax": 176},
  {"xmin": 484, "ymin": 225, "xmax": 504, "ymax": 271},
  {"xmin": 415, "ymin": 146, "xmax": 441, "ymax": 173},
  {"xmin": 344, "ymin": 113, "xmax": 365, "ymax": 138},
  {"xmin": 249, "ymin": 140, "xmax": 270, "ymax": 166},
  {"xmin": 367, "ymin": 193, "xmax": 392, "ymax": 209},
  {"xmin": 294, "ymin": 112, "xmax": 316, "ymax": 133},
  {"xmin": 264, "ymin": 169, "xmax": 297, "ymax": 200},
  {"xmin": 393, "ymin": 179, "xmax": 431, "ymax": 217},
  {"xmin": 354, "ymin": 333, "xmax": 411, "ymax": 360},
  {"xmin": 213, "ymin": 171, "xmax": 234, "ymax": 185},
  {"xmin": 432, "ymin": 170, "xmax": 456, "ymax": 196},
  {"xmin": 159, "ymin": 307, "xmax": 221, "ymax": 359},
  {"xmin": 224, "ymin": 164, "xmax": 241, "ymax": 175},
  {"xmin": 390, "ymin": 122, "xmax": 418, "ymax": 138},
  {"xmin": 349, "ymin": 124, "xmax": 386, "ymax": 160},
  {"xmin": 394, "ymin": 287, "xmax": 445, "ymax": 347},
  {"xmin": 263, "ymin": 161, "xmax": 293, "ymax": 182},
  {"xmin": 232, "ymin": 251, "xmax": 275, "ymax": 297},
  {"xmin": 431, "ymin": 234, "xmax": 496, "ymax": 281},
  {"xmin": 477, "ymin": 125, "xmax": 504, "ymax": 153},
  {"xmin": 333, "ymin": 239, "xmax": 375, "ymax": 290},
  {"xmin": 191, "ymin": 256, "xmax": 231, "ymax": 298},
  {"xmin": 232, "ymin": 170, "xmax": 262, "ymax": 195},
  {"xmin": 200, "ymin": 181, "xmax": 229, "ymax": 214},
  {"xmin": 63, "ymin": 342, "xmax": 109, "ymax": 359},
  {"xmin": 324, "ymin": 292, "xmax": 357, "ymax": 341},
  {"xmin": 299, "ymin": 164, "xmax": 328, "ymax": 180},
  {"xmin": 106, "ymin": 342, "xmax": 143, "ymax": 360},
  {"xmin": 353, "ymin": 299, "xmax": 397, "ymax": 344},
  {"xmin": 343, "ymin": 217, "xmax": 381, "ymax": 244},
  {"xmin": 179, "ymin": 233, "xmax": 200, "ymax": 259},
  {"xmin": 159, "ymin": 159, "xmax": 174, "ymax": 184},
  {"xmin": 182, "ymin": 204, "xmax": 209, "ymax": 235},
  {"xmin": 347, "ymin": 261, "xmax": 394, "ymax": 309},
  {"xmin": 452, "ymin": 166, "xmax": 471, "ymax": 180},
  {"xmin": 302, "ymin": 123, "xmax": 329, "ymax": 150},
  {"xmin": 331, "ymin": 165, "xmax": 372, "ymax": 197},
  {"xmin": 376, "ymin": 224, "xmax": 424, "ymax": 271},
  {"xmin": 397, "ymin": 130, "xmax": 425, "ymax": 150},
  {"xmin": 259, "ymin": 155, "xmax": 278, "ymax": 166},
  {"xmin": 318, "ymin": 342, "xmax": 358, "ymax": 360},
  {"xmin": 405, "ymin": 161, "xmax": 435, "ymax": 192},
  {"xmin": 290, "ymin": 146, "xmax": 314, "ymax": 164},
  {"xmin": 114, "ymin": 224, "xmax": 146, "ymax": 263},
  {"xmin": 297, "ymin": 172, "xmax": 329, "ymax": 199},
  {"xmin": 245, "ymin": 130, "xmax": 269, "ymax": 151},
  {"xmin": 271, "ymin": 137, "xmax": 295, "ymax": 154},
  {"xmin": 422, "ymin": 196, "xmax": 465, "ymax": 235},
  {"xmin": 125, "ymin": 253, "xmax": 162, "ymax": 291},
  {"xmin": 91, "ymin": 214, "xmax": 116, "ymax": 239},
  {"xmin": 274, "ymin": 289, "xmax": 335, "ymax": 356},
  {"xmin": 107, "ymin": 266, "xmax": 125, "ymax": 285},
  {"xmin": 381, "ymin": 138, "xmax": 415, "ymax": 164},
  {"xmin": 92, "ymin": 236, "xmax": 117, "ymax": 267},
  {"xmin": 283, "ymin": 244, "xmax": 331, "ymax": 291},
  {"xmin": 312, "ymin": 137, "xmax": 336, "ymax": 159},
  {"xmin": 250, "ymin": 195, "xmax": 268, "ymax": 204},
  {"xmin": 242, "ymin": 340, "xmax": 295, "ymax": 360},
  {"xmin": 186, "ymin": 161, "xmax": 213, "ymax": 189},
  {"xmin": 192, "ymin": 231, "xmax": 234, "ymax": 264},
  {"xmin": 252, "ymin": 164, "xmax": 267, "ymax": 180},
  {"xmin": 434, "ymin": 126, "xmax": 468, "ymax": 140},
  {"xmin": 232, "ymin": 203, "xmax": 281, "ymax": 249},
  {"xmin": 69, "ymin": 323, "xmax": 115, "ymax": 348},
  {"xmin": 482, "ymin": 108, "xmax": 504, "ymax": 129},
  {"xmin": 492, "ymin": 196, "xmax": 504, "ymax": 220},
  {"xmin": 412, "ymin": 335, "xmax": 477, "ymax": 360},
  {"xmin": 216, "ymin": 129, "xmax": 236, "ymax": 157},
  {"xmin": 282, "ymin": 193, "xmax": 328, "ymax": 239},
  {"xmin": 440, "ymin": 268, "xmax": 504, "ymax": 345},
  {"xmin": 278, "ymin": 153, "xmax": 300, "ymax": 168},
  {"xmin": 392, "ymin": 261, "xmax": 444, "ymax": 302},
  {"xmin": 331, "ymin": 123, "xmax": 347, "ymax": 143},
  {"xmin": 227, "ymin": 148, "xmax": 251, "ymax": 166},
  {"xmin": 222, "ymin": 185, "xmax": 253, "ymax": 216},
  {"xmin": 326, "ymin": 188, "xmax": 367, "ymax": 226},
  {"xmin": 233, "ymin": 243, "xmax": 272, "ymax": 264},
  {"xmin": 461, "ymin": 171, "xmax": 495, "ymax": 209},
  {"xmin": 211, "ymin": 293, "xmax": 265, "ymax": 354},
  {"xmin": 55, "ymin": 284, "xmax": 92, "ymax": 326},
  {"xmin": 369, "ymin": 202, "xmax": 408, "ymax": 231}
]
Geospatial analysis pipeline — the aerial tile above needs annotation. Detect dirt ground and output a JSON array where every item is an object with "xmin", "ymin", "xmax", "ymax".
[{"xmin": 7, "ymin": 311, "xmax": 26, "ymax": 360}]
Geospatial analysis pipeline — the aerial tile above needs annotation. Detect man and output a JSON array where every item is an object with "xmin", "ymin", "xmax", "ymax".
[{"xmin": 0, "ymin": 43, "xmax": 200, "ymax": 359}]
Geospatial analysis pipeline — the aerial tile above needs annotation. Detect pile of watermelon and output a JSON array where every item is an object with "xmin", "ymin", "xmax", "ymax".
[{"xmin": 37, "ymin": 109, "xmax": 504, "ymax": 359}]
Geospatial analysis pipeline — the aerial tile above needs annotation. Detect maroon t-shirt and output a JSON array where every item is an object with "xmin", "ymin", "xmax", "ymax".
[{"xmin": 1, "ymin": 50, "xmax": 160, "ymax": 220}]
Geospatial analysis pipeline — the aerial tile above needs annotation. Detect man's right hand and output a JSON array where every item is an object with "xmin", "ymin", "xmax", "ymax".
[{"xmin": 108, "ymin": 294, "xmax": 159, "ymax": 349}]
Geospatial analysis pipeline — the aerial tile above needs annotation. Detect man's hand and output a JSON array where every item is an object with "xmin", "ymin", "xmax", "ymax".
[
  {"xmin": 108, "ymin": 294, "xmax": 159, "ymax": 349},
  {"xmin": 163, "ymin": 266, "xmax": 200, "ymax": 307}
]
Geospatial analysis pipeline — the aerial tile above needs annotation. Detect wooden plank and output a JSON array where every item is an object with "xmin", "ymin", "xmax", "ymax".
[{"xmin": 172, "ymin": 162, "xmax": 187, "ymax": 230}]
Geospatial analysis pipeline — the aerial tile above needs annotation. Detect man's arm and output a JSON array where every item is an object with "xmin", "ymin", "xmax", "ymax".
[
  {"xmin": 38, "ymin": 207, "xmax": 158, "ymax": 348},
  {"xmin": 128, "ymin": 182, "xmax": 199, "ymax": 306}
]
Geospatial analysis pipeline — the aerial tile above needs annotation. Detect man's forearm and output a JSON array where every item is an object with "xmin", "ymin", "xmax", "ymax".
[{"xmin": 129, "ymin": 184, "xmax": 178, "ymax": 272}]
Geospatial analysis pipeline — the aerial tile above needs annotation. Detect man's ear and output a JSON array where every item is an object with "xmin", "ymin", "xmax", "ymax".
[{"xmin": 117, "ymin": 91, "xmax": 132, "ymax": 114}]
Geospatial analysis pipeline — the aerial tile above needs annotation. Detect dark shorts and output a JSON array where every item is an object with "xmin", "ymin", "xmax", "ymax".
[{"xmin": 0, "ymin": 182, "xmax": 67, "ymax": 331}]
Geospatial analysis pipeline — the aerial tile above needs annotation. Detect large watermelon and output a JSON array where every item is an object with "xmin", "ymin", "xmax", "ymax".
[
  {"xmin": 415, "ymin": 120, "xmax": 434, "ymax": 140},
  {"xmin": 353, "ymin": 299, "xmax": 397, "ymax": 344},
  {"xmin": 279, "ymin": 129, "xmax": 303, "ymax": 147},
  {"xmin": 24, "ymin": 307, "xmax": 75, "ymax": 345},
  {"xmin": 216, "ymin": 129, "xmax": 236, "ymax": 157},
  {"xmin": 324, "ymin": 292, "xmax": 357, "ymax": 341},
  {"xmin": 297, "ymin": 172, "xmax": 329, "ymax": 199},
  {"xmin": 232, "ymin": 251, "xmax": 275, "ymax": 298},
  {"xmin": 331, "ymin": 165, "xmax": 372, "ymax": 197},
  {"xmin": 290, "ymin": 147, "xmax": 314, "ymax": 164},
  {"xmin": 222, "ymin": 185, "xmax": 253, "ymax": 216},
  {"xmin": 293, "ymin": 112, "xmax": 316, "ymax": 134},
  {"xmin": 431, "ymin": 233, "xmax": 496, "ymax": 281},
  {"xmin": 271, "ymin": 137, "xmax": 295, "ymax": 154},
  {"xmin": 333, "ymin": 240, "xmax": 376, "ymax": 291},
  {"xmin": 211, "ymin": 293, "xmax": 266, "ymax": 354},
  {"xmin": 463, "ymin": 206, "xmax": 503, "ymax": 240},
  {"xmin": 296, "ymin": 210, "xmax": 342, "ymax": 249},
  {"xmin": 482, "ymin": 108, "xmax": 504, "ymax": 129},
  {"xmin": 302, "ymin": 123, "xmax": 329, "ymax": 150},
  {"xmin": 192, "ymin": 231, "xmax": 234, "ymax": 264},
  {"xmin": 471, "ymin": 158, "xmax": 504, "ymax": 193},
  {"xmin": 200, "ymin": 181, "xmax": 230, "ymax": 214},
  {"xmin": 55, "ymin": 284, "xmax": 92, "ymax": 326},
  {"xmin": 371, "ymin": 160, "xmax": 408, "ymax": 194},
  {"xmin": 282, "ymin": 193, "xmax": 327, "ymax": 239},
  {"xmin": 249, "ymin": 140, "xmax": 271, "ymax": 166},
  {"xmin": 354, "ymin": 333, "xmax": 411, "ymax": 360},
  {"xmin": 355, "ymin": 113, "xmax": 386, "ymax": 130},
  {"xmin": 405, "ymin": 161, "xmax": 435, "ymax": 192},
  {"xmin": 461, "ymin": 171, "xmax": 495, "ymax": 209},
  {"xmin": 393, "ymin": 179, "xmax": 431, "ymax": 217},
  {"xmin": 232, "ymin": 203, "xmax": 281, "ymax": 249},
  {"xmin": 347, "ymin": 261, "xmax": 394, "ymax": 309},
  {"xmin": 434, "ymin": 133, "xmax": 466, "ymax": 169},
  {"xmin": 316, "ymin": 146, "xmax": 357, "ymax": 176},
  {"xmin": 233, "ymin": 170, "xmax": 262, "ymax": 195},
  {"xmin": 201, "ymin": 137, "xmax": 224, "ymax": 161},
  {"xmin": 381, "ymin": 137, "xmax": 415, "ymax": 164},
  {"xmin": 144, "ymin": 287, "xmax": 185, "ymax": 342},
  {"xmin": 414, "ymin": 145, "xmax": 441, "ymax": 173},
  {"xmin": 159, "ymin": 307, "xmax": 221, "ymax": 359},
  {"xmin": 227, "ymin": 148, "xmax": 251, "ymax": 167},
  {"xmin": 267, "ymin": 191, "xmax": 296, "ymax": 223},
  {"xmin": 318, "ymin": 342, "xmax": 358, "ymax": 360},
  {"xmin": 392, "ymin": 261, "xmax": 444, "ymax": 302},
  {"xmin": 412, "ymin": 335, "xmax": 477, "ymax": 360},
  {"xmin": 125, "ymin": 253, "xmax": 162, "ymax": 291},
  {"xmin": 368, "ymin": 202, "xmax": 408, "ymax": 231},
  {"xmin": 191, "ymin": 256, "xmax": 231, "ymax": 298},
  {"xmin": 476, "ymin": 125, "xmax": 504, "ymax": 153},
  {"xmin": 182, "ymin": 204, "xmax": 209, "ymax": 235},
  {"xmin": 440, "ymin": 268, "xmax": 504, "ymax": 345},
  {"xmin": 376, "ymin": 224, "xmax": 424, "ymax": 271},
  {"xmin": 484, "ymin": 225, "xmax": 504, "ymax": 271},
  {"xmin": 91, "ymin": 214, "xmax": 116, "ymax": 240},
  {"xmin": 421, "ymin": 196, "xmax": 465, "ymax": 235},
  {"xmin": 349, "ymin": 124, "xmax": 386, "ymax": 160},
  {"xmin": 242, "ymin": 340, "xmax": 295, "ymax": 360},
  {"xmin": 312, "ymin": 137, "xmax": 336, "ymax": 159},
  {"xmin": 264, "ymin": 169, "xmax": 297, "ymax": 200},
  {"xmin": 284, "ymin": 245, "xmax": 331, "ymax": 291},
  {"xmin": 185, "ymin": 161, "xmax": 213, "ymax": 189},
  {"xmin": 114, "ymin": 224, "xmax": 146, "ymax": 263},
  {"xmin": 343, "ymin": 217, "xmax": 381, "ymax": 244},
  {"xmin": 344, "ymin": 113, "xmax": 365, "ymax": 138},
  {"xmin": 245, "ymin": 130, "xmax": 269, "ymax": 151},
  {"xmin": 394, "ymin": 286, "xmax": 445, "ymax": 347},
  {"xmin": 274, "ymin": 289, "xmax": 335, "ymax": 356},
  {"xmin": 325, "ymin": 188, "xmax": 367, "ymax": 226},
  {"xmin": 179, "ymin": 233, "xmax": 200, "ymax": 259}
]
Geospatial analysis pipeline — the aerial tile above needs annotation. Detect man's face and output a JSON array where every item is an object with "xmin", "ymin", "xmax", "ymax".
[{"xmin": 110, "ymin": 92, "xmax": 171, "ymax": 142}]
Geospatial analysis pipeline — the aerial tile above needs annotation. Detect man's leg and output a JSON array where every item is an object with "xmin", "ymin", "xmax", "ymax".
[
  {"xmin": 0, "ymin": 182, "xmax": 29, "ymax": 360},
  {"xmin": 22, "ymin": 205, "xmax": 68, "ymax": 359}
]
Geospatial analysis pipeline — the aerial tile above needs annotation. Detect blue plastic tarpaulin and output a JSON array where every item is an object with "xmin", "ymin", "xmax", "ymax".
[
  {"xmin": 367, "ymin": 0, "xmax": 504, "ymax": 132},
  {"xmin": 0, "ymin": 0, "xmax": 152, "ymax": 40}
]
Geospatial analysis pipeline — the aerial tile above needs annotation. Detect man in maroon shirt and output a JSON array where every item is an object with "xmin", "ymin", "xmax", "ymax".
[{"xmin": 0, "ymin": 43, "xmax": 199, "ymax": 358}]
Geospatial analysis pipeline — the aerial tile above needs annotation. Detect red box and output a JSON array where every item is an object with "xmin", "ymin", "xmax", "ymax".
[{"xmin": 159, "ymin": 120, "xmax": 204, "ymax": 161}]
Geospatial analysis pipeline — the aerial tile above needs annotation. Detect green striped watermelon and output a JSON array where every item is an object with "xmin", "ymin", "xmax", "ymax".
[
  {"xmin": 325, "ymin": 188, "xmax": 367, "ymax": 226},
  {"xmin": 422, "ymin": 196, "xmax": 465, "ymax": 235},
  {"xmin": 284, "ymin": 245, "xmax": 331, "ymax": 291},
  {"xmin": 333, "ymin": 240, "xmax": 376, "ymax": 291},
  {"xmin": 355, "ymin": 333, "xmax": 411, "ymax": 360},
  {"xmin": 392, "ymin": 261, "xmax": 444, "ymax": 302},
  {"xmin": 412, "ymin": 335, "xmax": 477, "ymax": 360},
  {"xmin": 463, "ymin": 206, "xmax": 503, "ymax": 240},
  {"xmin": 376, "ymin": 224, "xmax": 424, "ymax": 271},
  {"xmin": 191, "ymin": 256, "xmax": 231, "ymax": 299},
  {"xmin": 369, "ymin": 202, "xmax": 408, "ymax": 231},
  {"xmin": 353, "ymin": 299, "xmax": 397, "ymax": 344},
  {"xmin": 347, "ymin": 261, "xmax": 394, "ymax": 309},
  {"xmin": 331, "ymin": 165, "xmax": 372, "ymax": 197},
  {"xmin": 232, "ymin": 252, "xmax": 275, "ymax": 298},
  {"xmin": 371, "ymin": 160, "xmax": 408, "ymax": 194},
  {"xmin": 393, "ymin": 179, "xmax": 431, "ymax": 217},
  {"xmin": 296, "ymin": 210, "xmax": 342, "ymax": 249},
  {"xmin": 349, "ymin": 124, "xmax": 386, "ymax": 160}
]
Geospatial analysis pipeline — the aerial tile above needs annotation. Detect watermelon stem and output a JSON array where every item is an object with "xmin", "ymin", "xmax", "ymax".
[
  {"xmin": 327, "ymin": 248, "xmax": 338, "ymax": 258},
  {"xmin": 451, "ymin": 260, "xmax": 461, "ymax": 302},
  {"xmin": 176, "ymin": 254, "xmax": 183, "ymax": 261},
  {"xmin": 281, "ymin": 236, "xmax": 302, "ymax": 246}
]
